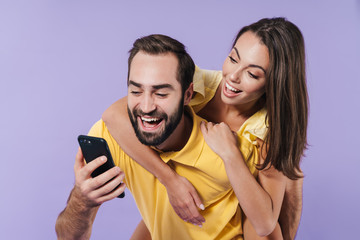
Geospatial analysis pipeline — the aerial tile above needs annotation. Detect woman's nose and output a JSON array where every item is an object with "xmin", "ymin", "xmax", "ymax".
[{"xmin": 229, "ymin": 66, "xmax": 242, "ymax": 83}]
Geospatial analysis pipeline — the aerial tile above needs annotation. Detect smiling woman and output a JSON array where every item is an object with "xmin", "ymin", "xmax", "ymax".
[{"xmin": 220, "ymin": 31, "xmax": 268, "ymax": 111}]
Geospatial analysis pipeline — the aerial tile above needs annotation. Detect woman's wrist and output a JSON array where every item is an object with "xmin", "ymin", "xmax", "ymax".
[
  {"xmin": 221, "ymin": 146, "xmax": 244, "ymax": 164},
  {"xmin": 155, "ymin": 164, "xmax": 177, "ymax": 187}
]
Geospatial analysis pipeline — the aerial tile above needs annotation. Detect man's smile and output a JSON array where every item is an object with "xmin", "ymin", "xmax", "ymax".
[{"xmin": 138, "ymin": 116, "xmax": 164, "ymax": 131}]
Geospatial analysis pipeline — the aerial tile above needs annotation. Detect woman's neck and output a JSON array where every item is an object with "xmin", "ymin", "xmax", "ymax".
[{"xmin": 198, "ymin": 85, "xmax": 264, "ymax": 131}]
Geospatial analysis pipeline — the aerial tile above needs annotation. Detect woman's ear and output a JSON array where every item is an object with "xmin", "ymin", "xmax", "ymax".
[{"xmin": 183, "ymin": 83, "xmax": 194, "ymax": 105}]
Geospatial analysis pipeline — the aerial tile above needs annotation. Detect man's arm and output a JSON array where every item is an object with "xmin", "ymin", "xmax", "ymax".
[
  {"xmin": 278, "ymin": 177, "xmax": 303, "ymax": 240},
  {"xmin": 55, "ymin": 148, "xmax": 125, "ymax": 240},
  {"xmin": 55, "ymin": 188, "xmax": 100, "ymax": 240}
]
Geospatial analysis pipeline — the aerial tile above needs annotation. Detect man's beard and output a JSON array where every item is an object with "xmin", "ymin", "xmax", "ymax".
[{"xmin": 127, "ymin": 97, "xmax": 184, "ymax": 146}]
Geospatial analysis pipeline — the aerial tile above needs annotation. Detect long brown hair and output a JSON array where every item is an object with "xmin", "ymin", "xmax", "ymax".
[{"xmin": 233, "ymin": 18, "xmax": 308, "ymax": 179}]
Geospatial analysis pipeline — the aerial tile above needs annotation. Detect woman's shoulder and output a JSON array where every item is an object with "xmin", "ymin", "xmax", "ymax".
[
  {"xmin": 238, "ymin": 108, "xmax": 268, "ymax": 143},
  {"xmin": 190, "ymin": 65, "xmax": 222, "ymax": 112}
]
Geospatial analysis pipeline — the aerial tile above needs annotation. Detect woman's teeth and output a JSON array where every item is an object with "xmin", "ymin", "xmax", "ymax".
[{"xmin": 226, "ymin": 82, "xmax": 241, "ymax": 93}]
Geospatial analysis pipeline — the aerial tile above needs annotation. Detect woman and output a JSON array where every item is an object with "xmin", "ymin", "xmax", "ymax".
[{"xmin": 103, "ymin": 17, "xmax": 308, "ymax": 239}]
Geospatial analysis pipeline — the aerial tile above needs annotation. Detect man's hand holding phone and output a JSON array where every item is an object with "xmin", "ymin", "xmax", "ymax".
[{"xmin": 73, "ymin": 148, "xmax": 126, "ymax": 208}]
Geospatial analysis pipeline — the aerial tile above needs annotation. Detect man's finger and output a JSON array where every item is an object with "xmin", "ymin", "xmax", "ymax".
[
  {"xmin": 74, "ymin": 147, "xmax": 85, "ymax": 171},
  {"xmin": 91, "ymin": 170, "xmax": 124, "ymax": 199},
  {"xmin": 79, "ymin": 156, "xmax": 107, "ymax": 179}
]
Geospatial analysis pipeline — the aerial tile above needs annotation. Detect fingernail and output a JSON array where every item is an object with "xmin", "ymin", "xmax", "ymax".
[
  {"xmin": 101, "ymin": 156, "xmax": 107, "ymax": 162},
  {"xmin": 193, "ymin": 223, "xmax": 202, "ymax": 228},
  {"xmin": 199, "ymin": 204, "xmax": 205, "ymax": 210}
]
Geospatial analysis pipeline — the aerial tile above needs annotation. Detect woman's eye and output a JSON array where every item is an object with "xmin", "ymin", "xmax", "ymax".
[
  {"xmin": 248, "ymin": 72, "xmax": 259, "ymax": 79},
  {"xmin": 228, "ymin": 56, "xmax": 237, "ymax": 63}
]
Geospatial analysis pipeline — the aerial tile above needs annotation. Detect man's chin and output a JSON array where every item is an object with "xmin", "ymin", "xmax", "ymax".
[{"xmin": 135, "ymin": 131, "xmax": 165, "ymax": 146}]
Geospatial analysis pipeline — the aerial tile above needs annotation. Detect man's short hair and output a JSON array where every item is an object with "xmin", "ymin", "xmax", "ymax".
[{"xmin": 127, "ymin": 34, "xmax": 195, "ymax": 93}]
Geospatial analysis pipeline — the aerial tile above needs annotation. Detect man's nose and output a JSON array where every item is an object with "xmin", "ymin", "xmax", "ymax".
[{"xmin": 140, "ymin": 94, "xmax": 156, "ymax": 113}]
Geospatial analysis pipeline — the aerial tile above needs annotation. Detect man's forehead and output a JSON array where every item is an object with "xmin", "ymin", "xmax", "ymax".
[{"xmin": 129, "ymin": 52, "xmax": 180, "ymax": 88}]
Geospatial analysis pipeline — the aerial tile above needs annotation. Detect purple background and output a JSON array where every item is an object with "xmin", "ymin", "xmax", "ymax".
[{"xmin": 1, "ymin": 0, "xmax": 359, "ymax": 239}]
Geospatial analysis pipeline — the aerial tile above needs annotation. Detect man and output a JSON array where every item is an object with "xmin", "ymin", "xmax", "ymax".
[{"xmin": 56, "ymin": 34, "xmax": 245, "ymax": 239}]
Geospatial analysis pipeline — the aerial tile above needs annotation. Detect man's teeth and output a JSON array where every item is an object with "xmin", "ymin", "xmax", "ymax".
[
  {"xmin": 226, "ymin": 82, "xmax": 241, "ymax": 93},
  {"xmin": 141, "ymin": 117, "xmax": 160, "ymax": 122}
]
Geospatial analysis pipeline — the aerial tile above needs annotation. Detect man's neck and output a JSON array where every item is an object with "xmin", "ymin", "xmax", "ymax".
[{"xmin": 155, "ymin": 108, "xmax": 192, "ymax": 152}]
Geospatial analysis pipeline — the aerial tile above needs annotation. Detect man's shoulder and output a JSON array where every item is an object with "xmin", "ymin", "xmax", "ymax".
[
  {"xmin": 88, "ymin": 119, "xmax": 121, "ymax": 152},
  {"xmin": 88, "ymin": 119, "xmax": 108, "ymax": 138},
  {"xmin": 185, "ymin": 106, "xmax": 207, "ymax": 124}
]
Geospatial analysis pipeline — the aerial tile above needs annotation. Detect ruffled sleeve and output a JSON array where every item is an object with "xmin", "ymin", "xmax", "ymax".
[
  {"xmin": 237, "ymin": 108, "xmax": 268, "ymax": 177},
  {"xmin": 190, "ymin": 65, "xmax": 222, "ymax": 113}
]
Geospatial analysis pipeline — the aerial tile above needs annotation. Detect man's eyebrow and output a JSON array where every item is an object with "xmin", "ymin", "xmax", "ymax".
[
  {"xmin": 234, "ymin": 47, "xmax": 267, "ymax": 74},
  {"xmin": 152, "ymin": 84, "xmax": 174, "ymax": 90},
  {"xmin": 128, "ymin": 80, "xmax": 174, "ymax": 90},
  {"xmin": 128, "ymin": 80, "xmax": 142, "ymax": 87}
]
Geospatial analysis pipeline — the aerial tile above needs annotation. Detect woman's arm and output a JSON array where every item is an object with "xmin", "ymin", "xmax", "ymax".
[
  {"xmin": 102, "ymin": 97, "xmax": 205, "ymax": 226},
  {"xmin": 130, "ymin": 220, "xmax": 152, "ymax": 240},
  {"xmin": 244, "ymin": 173, "xmax": 303, "ymax": 240},
  {"xmin": 200, "ymin": 121, "xmax": 287, "ymax": 237},
  {"xmin": 243, "ymin": 217, "xmax": 283, "ymax": 240}
]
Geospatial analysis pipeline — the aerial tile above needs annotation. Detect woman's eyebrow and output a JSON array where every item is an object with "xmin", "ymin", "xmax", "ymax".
[
  {"xmin": 234, "ymin": 47, "xmax": 266, "ymax": 74},
  {"xmin": 248, "ymin": 64, "xmax": 266, "ymax": 74},
  {"xmin": 234, "ymin": 47, "xmax": 241, "ymax": 59}
]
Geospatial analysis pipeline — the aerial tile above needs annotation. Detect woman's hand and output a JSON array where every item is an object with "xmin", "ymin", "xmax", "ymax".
[
  {"xmin": 200, "ymin": 121, "xmax": 239, "ymax": 161},
  {"xmin": 163, "ymin": 171, "xmax": 205, "ymax": 227}
]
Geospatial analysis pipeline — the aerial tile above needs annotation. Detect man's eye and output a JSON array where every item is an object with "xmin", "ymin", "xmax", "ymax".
[
  {"xmin": 130, "ymin": 91, "xmax": 141, "ymax": 95},
  {"xmin": 228, "ymin": 56, "xmax": 237, "ymax": 63},
  {"xmin": 156, "ymin": 93, "xmax": 168, "ymax": 97}
]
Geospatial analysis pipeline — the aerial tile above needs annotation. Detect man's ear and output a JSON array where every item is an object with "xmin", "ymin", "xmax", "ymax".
[{"xmin": 183, "ymin": 82, "xmax": 194, "ymax": 105}]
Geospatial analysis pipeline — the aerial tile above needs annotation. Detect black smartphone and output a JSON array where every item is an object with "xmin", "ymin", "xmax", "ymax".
[{"xmin": 78, "ymin": 135, "xmax": 125, "ymax": 198}]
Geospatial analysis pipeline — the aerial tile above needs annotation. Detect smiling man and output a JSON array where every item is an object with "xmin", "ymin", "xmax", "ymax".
[
  {"xmin": 126, "ymin": 53, "xmax": 189, "ymax": 149},
  {"xmin": 55, "ymin": 34, "xmax": 245, "ymax": 239}
]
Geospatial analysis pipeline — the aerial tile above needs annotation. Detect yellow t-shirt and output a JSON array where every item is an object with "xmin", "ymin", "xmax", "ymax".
[
  {"xmin": 89, "ymin": 106, "xmax": 264, "ymax": 240},
  {"xmin": 88, "ymin": 66, "xmax": 267, "ymax": 239},
  {"xmin": 190, "ymin": 66, "xmax": 268, "ymax": 176}
]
